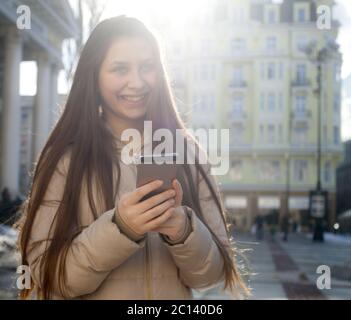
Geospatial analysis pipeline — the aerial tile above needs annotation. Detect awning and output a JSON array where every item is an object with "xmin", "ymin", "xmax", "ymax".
[{"xmin": 338, "ymin": 209, "xmax": 351, "ymax": 220}]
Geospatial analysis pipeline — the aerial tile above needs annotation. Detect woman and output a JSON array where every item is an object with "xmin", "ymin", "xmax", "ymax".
[{"xmin": 16, "ymin": 16, "xmax": 249, "ymax": 300}]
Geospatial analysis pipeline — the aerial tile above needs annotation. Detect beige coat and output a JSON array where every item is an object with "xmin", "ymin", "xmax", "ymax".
[{"xmin": 26, "ymin": 128, "xmax": 229, "ymax": 300}]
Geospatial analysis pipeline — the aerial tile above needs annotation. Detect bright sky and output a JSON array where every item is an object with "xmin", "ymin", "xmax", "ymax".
[{"xmin": 19, "ymin": 0, "xmax": 351, "ymax": 139}]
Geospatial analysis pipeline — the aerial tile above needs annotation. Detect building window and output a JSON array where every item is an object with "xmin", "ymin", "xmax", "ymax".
[
  {"xmin": 267, "ymin": 93, "xmax": 276, "ymax": 111},
  {"xmin": 298, "ymin": 8, "xmax": 306, "ymax": 22},
  {"xmin": 211, "ymin": 64, "xmax": 216, "ymax": 80},
  {"xmin": 210, "ymin": 94, "xmax": 215, "ymax": 111},
  {"xmin": 295, "ymin": 95, "xmax": 307, "ymax": 113},
  {"xmin": 267, "ymin": 62, "xmax": 275, "ymax": 79},
  {"xmin": 267, "ymin": 124, "xmax": 275, "ymax": 143},
  {"xmin": 260, "ymin": 63, "xmax": 265, "ymax": 79},
  {"xmin": 233, "ymin": 8, "xmax": 245, "ymax": 24},
  {"xmin": 193, "ymin": 93, "xmax": 212, "ymax": 112},
  {"xmin": 201, "ymin": 94, "xmax": 208, "ymax": 111},
  {"xmin": 260, "ymin": 93, "xmax": 265, "ymax": 110},
  {"xmin": 323, "ymin": 125, "xmax": 328, "ymax": 143},
  {"xmin": 232, "ymin": 66, "xmax": 244, "ymax": 85},
  {"xmin": 334, "ymin": 94, "xmax": 340, "ymax": 113},
  {"xmin": 279, "ymin": 62, "xmax": 284, "ymax": 79},
  {"xmin": 193, "ymin": 64, "xmax": 198, "ymax": 80},
  {"xmin": 195, "ymin": 63, "xmax": 214, "ymax": 81},
  {"xmin": 215, "ymin": 3, "xmax": 228, "ymax": 21},
  {"xmin": 279, "ymin": 92, "xmax": 283, "ymax": 111},
  {"xmin": 296, "ymin": 64, "xmax": 306, "ymax": 83},
  {"xmin": 333, "ymin": 126, "xmax": 340, "ymax": 144},
  {"xmin": 231, "ymin": 125, "xmax": 244, "ymax": 144},
  {"xmin": 292, "ymin": 126, "xmax": 308, "ymax": 145},
  {"xmin": 230, "ymin": 159, "xmax": 242, "ymax": 180},
  {"xmin": 201, "ymin": 39, "xmax": 210, "ymax": 55},
  {"xmin": 297, "ymin": 36, "xmax": 309, "ymax": 52},
  {"xmin": 324, "ymin": 162, "xmax": 332, "ymax": 183},
  {"xmin": 266, "ymin": 36, "xmax": 277, "ymax": 52},
  {"xmin": 268, "ymin": 9, "xmax": 276, "ymax": 23},
  {"xmin": 260, "ymin": 124, "xmax": 265, "ymax": 141},
  {"xmin": 232, "ymin": 96, "xmax": 244, "ymax": 113},
  {"xmin": 259, "ymin": 160, "xmax": 281, "ymax": 181},
  {"xmin": 333, "ymin": 63, "xmax": 340, "ymax": 82},
  {"xmin": 278, "ymin": 124, "xmax": 283, "ymax": 142},
  {"xmin": 201, "ymin": 64, "xmax": 208, "ymax": 80},
  {"xmin": 231, "ymin": 38, "xmax": 246, "ymax": 54},
  {"xmin": 173, "ymin": 41, "xmax": 181, "ymax": 55},
  {"xmin": 294, "ymin": 160, "xmax": 308, "ymax": 182}
]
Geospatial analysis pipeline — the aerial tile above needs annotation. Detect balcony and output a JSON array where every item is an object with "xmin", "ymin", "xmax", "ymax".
[
  {"xmin": 291, "ymin": 109, "xmax": 311, "ymax": 124},
  {"xmin": 229, "ymin": 80, "xmax": 247, "ymax": 88},
  {"xmin": 291, "ymin": 78, "xmax": 311, "ymax": 88},
  {"xmin": 228, "ymin": 80, "xmax": 248, "ymax": 94},
  {"xmin": 229, "ymin": 109, "xmax": 247, "ymax": 124}
]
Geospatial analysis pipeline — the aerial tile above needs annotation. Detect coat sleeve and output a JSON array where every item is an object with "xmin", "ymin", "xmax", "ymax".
[
  {"xmin": 26, "ymin": 153, "xmax": 146, "ymax": 299},
  {"xmin": 160, "ymin": 162, "xmax": 230, "ymax": 291}
]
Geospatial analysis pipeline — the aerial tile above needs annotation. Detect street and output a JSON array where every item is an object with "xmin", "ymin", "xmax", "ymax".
[{"xmin": 193, "ymin": 231, "xmax": 351, "ymax": 300}]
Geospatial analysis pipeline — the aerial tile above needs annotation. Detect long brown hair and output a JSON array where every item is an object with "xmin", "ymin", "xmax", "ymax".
[{"xmin": 16, "ymin": 16, "xmax": 250, "ymax": 299}]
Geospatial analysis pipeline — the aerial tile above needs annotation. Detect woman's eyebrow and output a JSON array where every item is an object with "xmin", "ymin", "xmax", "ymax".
[{"xmin": 110, "ymin": 58, "xmax": 154, "ymax": 65}]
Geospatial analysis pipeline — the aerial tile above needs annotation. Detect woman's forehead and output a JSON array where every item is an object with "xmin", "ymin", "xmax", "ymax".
[{"xmin": 105, "ymin": 37, "xmax": 154, "ymax": 63}]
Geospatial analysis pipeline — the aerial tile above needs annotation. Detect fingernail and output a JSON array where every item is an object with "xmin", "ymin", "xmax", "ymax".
[{"xmin": 157, "ymin": 180, "xmax": 163, "ymax": 185}]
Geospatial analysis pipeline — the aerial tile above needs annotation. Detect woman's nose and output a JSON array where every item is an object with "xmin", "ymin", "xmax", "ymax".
[{"xmin": 127, "ymin": 70, "xmax": 145, "ymax": 89}]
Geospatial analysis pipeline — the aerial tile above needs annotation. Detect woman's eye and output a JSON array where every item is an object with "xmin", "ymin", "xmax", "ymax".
[
  {"xmin": 113, "ymin": 66, "xmax": 128, "ymax": 74},
  {"xmin": 140, "ymin": 63, "xmax": 155, "ymax": 72}
]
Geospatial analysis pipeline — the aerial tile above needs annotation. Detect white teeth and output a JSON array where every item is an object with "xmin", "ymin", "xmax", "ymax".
[{"xmin": 120, "ymin": 94, "xmax": 147, "ymax": 102}]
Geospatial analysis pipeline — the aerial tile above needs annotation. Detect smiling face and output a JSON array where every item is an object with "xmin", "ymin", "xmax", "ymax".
[{"xmin": 98, "ymin": 36, "xmax": 158, "ymax": 121}]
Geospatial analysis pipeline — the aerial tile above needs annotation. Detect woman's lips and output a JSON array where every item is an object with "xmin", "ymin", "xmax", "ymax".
[{"xmin": 118, "ymin": 93, "xmax": 149, "ymax": 105}]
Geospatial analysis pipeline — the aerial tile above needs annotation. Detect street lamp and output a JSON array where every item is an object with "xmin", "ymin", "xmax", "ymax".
[{"xmin": 302, "ymin": 38, "xmax": 339, "ymax": 242}]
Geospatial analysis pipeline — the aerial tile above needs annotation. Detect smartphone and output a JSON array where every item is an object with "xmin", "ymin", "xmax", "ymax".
[{"xmin": 136, "ymin": 153, "xmax": 178, "ymax": 202}]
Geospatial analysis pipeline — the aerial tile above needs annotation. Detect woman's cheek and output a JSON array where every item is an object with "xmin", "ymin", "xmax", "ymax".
[{"xmin": 146, "ymin": 72, "xmax": 158, "ymax": 88}]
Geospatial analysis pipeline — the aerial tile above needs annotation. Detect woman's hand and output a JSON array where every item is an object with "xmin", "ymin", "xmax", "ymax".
[
  {"xmin": 117, "ymin": 180, "xmax": 176, "ymax": 237},
  {"xmin": 151, "ymin": 179, "xmax": 188, "ymax": 241}
]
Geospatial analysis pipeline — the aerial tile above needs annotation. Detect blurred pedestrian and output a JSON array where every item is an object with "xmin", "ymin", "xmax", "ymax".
[
  {"xmin": 254, "ymin": 214, "xmax": 264, "ymax": 240},
  {"xmin": 281, "ymin": 214, "xmax": 290, "ymax": 242},
  {"xmin": 0, "ymin": 187, "xmax": 14, "ymax": 225}
]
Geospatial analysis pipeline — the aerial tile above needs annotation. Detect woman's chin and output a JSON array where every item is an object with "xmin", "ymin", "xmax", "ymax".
[{"xmin": 122, "ymin": 109, "xmax": 147, "ymax": 121}]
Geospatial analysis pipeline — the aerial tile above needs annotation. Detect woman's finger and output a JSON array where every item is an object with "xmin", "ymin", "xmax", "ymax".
[
  {"xmin": 136, "ymin": 188, "xmax": 175, "ymax": 213},
  {"xmin": 145, "ymin": 207, "xmax": 174, "ymax": 230},
  {"xmin": 139, "ymin": 198, "xmax": 175, "ymax": 223},
  {"xmin": 172, "ymin": 179, "xmax": 183, "ymax": 207},
  {"xmin": 126, "ymin": 180, "xmax": 163, "ymax": 205}
]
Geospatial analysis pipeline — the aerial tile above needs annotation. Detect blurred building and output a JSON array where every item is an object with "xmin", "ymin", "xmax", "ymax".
[
  {"xmin": 336, "ymin": 140, "xmax": 351, "ymax": 232},
  {"xmin": 0, "ymin": 0, "xmax": 79, "ymax": 196},
  {"xmin": 166, "ymin": 0, "xmax": 343, "ymax": 231}
]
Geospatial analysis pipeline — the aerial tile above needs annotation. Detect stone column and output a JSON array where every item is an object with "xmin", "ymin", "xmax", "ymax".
[
  {"xmin": 32, "ymin": 52, "xmax": 51, "ymax": 162},
  {"xmin": 246, "ymin": 193, "xmax": 254, "ymax": 231},
  {"xmin": 50, "ymin": 63, "xmax": 60, "ymax": 128},
  {"xmin": 0, "ymin": 28, "xmax": 22, "ymax": 194}
]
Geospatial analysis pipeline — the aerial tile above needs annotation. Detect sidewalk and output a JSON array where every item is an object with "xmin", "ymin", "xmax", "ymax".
[{"xmin": 194, "ymin": 231, "xmax": 351, "ymax": 300}]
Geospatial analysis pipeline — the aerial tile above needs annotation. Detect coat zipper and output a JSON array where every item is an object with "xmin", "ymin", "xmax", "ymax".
[{"xmin": 145, "ymin": 233, "xmax": 153, "ymax": 299}]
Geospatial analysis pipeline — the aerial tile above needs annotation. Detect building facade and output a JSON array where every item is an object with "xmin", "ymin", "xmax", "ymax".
[
  {"xmin": 0, "ymin": 0, "xmax": 79, "ymax": 196},
  {"xmin": 165, "ymin": 0, "xmax": 343, "ymax": 231},
  {"xmin": 336, "ymin": 140, "xmax": 351, "ymax": 232}
]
